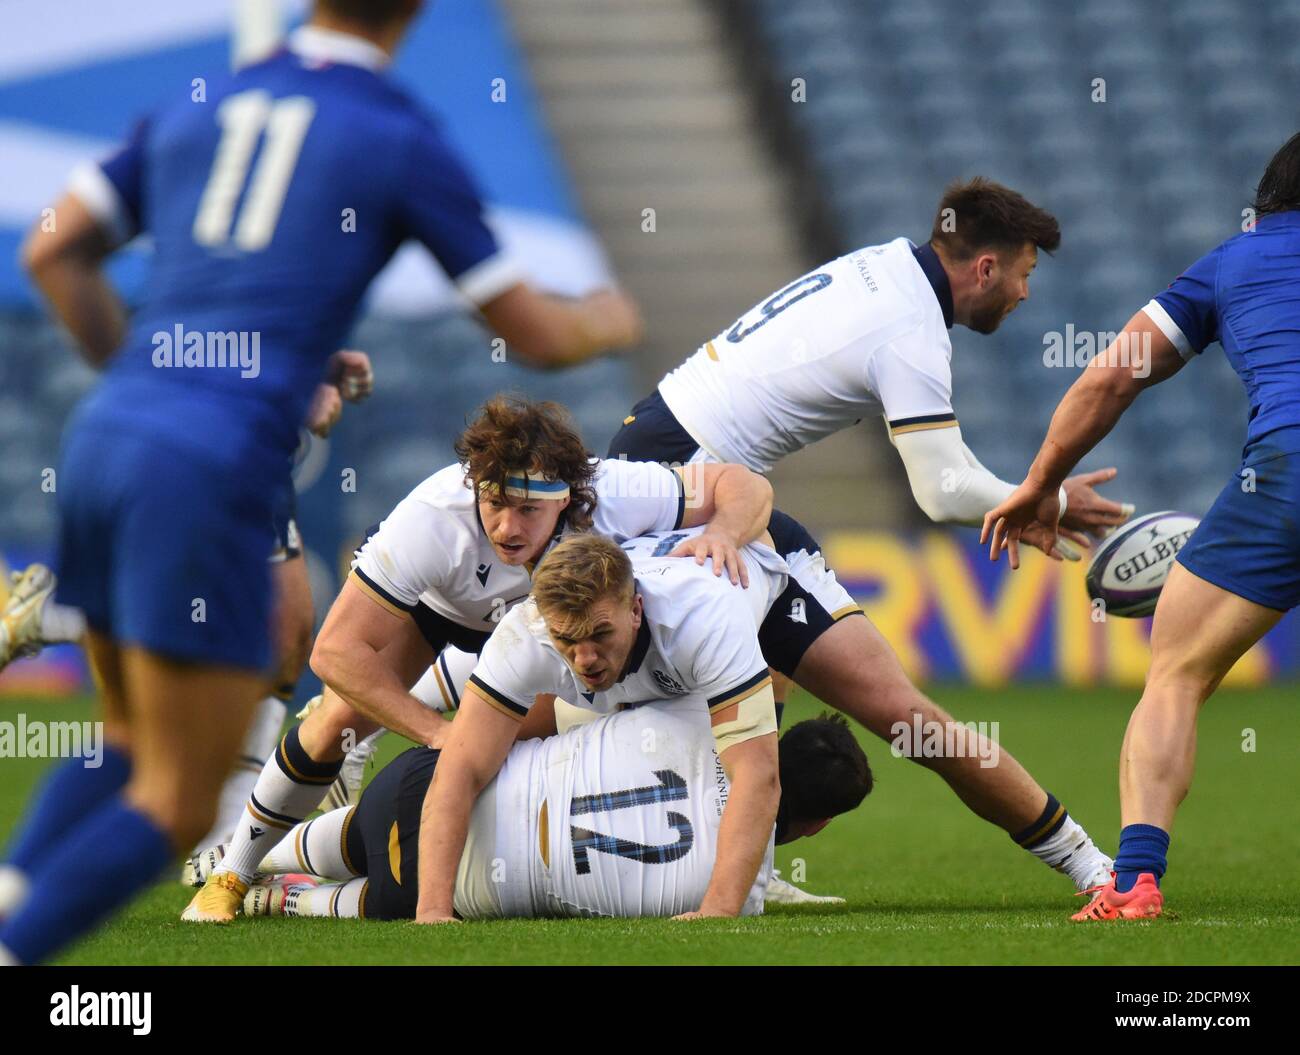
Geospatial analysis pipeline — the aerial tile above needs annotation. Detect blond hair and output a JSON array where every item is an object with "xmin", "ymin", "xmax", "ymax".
[{"xmin": 531, "ymin": 535, "xmax": 634, "ymax": 634}]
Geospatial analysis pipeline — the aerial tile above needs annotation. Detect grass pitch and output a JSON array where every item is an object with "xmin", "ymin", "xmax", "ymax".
[{"xmin": 1, "ymin": 685, "xmax": 1295, "ymax": 966}]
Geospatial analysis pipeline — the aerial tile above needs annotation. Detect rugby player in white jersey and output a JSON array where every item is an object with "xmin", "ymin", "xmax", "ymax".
[
  {"xmin": 183, "ymin": 397, "xmax": 773, "ymax": 921},
  {"xmin": 604, "ymin": 179, "xmax": 1124, "ymax": 895},
  {"xmin": 242, "ymin": 704, "xmax": 872, "ymax": 921},
  {"xmin": 415, "ymin": 531, "xmax": 804, "ymax": 920}
]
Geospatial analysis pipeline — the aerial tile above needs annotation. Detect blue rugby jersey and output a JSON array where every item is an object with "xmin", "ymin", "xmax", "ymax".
[
  {"xmin": 65, "ymin": 25, "xmax": 519, "ymax": 475},
  {"xmin": 1146, "ymin": 210, "xmax": 1300, "ymax": 450}
]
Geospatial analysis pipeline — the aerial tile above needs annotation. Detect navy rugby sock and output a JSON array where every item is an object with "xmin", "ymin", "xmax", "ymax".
[{"xmin": 1113, "ymin": 823, "xmax": 1169, "ymax": 892}]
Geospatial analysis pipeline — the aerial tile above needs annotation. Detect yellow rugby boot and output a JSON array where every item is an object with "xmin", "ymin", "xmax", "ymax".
[{"xmin": 181, "ymin": 871, "xmax": 249, "ymax": 923}]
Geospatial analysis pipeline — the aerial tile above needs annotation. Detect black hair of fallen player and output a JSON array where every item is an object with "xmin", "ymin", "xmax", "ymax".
[
  {"xmin": 777, "ymin": 712, "xmax": 873, "ymax": 831},
  {"xmin": 1253, "ymin": 131, "xmax": 1300, "ymax": 218},
  {"xmin": 315, "ymin": 0, "xmax": 422, "ymax": 29},
  {"xmin": 930, "ymin": 177, "xmax": 1061, "ymax": 260}
]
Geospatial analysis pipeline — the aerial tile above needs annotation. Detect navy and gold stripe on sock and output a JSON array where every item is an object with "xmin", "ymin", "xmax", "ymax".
[
  {"xmin": 1012, "ymin": 793, "xmax": 1067, "ymax": 848},
  {"xmin": 247, "ymin": 793, "xmax": 299, "ymax": 833},
  {"xmin": 275, "ymin": 726, "xmax": 344, "ymax": 787},
  {"xmin": 340, "ymin": 806, "xmax": 361, "ymax": 876},
  {"xmin": 296, "ymin": 818, "xmax": 317, "ymax": 875}
]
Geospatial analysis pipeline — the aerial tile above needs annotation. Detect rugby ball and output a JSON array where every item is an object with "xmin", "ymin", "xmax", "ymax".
[{"xmin": 1085, "ymin": 511, "xmax": 1201, "ymax": 617}]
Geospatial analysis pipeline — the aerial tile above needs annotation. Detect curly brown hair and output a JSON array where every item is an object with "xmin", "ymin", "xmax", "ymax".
[{"xmin": 454, "ymin": 396, "xmax": 598, "ymax": 531}]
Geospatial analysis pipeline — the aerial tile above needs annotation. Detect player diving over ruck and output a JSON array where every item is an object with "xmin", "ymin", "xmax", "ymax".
[
  {"xmin": 183, "ymin": 396, "xmax": 775, "ymax": 921},
  {"xmin": 243, "ymin": 704, "xmax": 872, "ymax": 920},
  {"xmin": 604, "ymin": 181, "xmax": 1124, "ymax": 896}
]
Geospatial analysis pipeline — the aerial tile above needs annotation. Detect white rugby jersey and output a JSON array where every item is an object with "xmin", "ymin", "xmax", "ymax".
[
  {"xmin": 657, "ymin": 237, "xmax": 958, "ymax": 472},
  {"xmin": 466, "ymin": 527, "xmax": 786, "ymax": 724},
  {"xmin": 454, "ymin": 703, "xmax": 770, "ymax": 919},
  {"xmin": 350, "ymin": 458, "xmax": 686, "ymax": 633}
]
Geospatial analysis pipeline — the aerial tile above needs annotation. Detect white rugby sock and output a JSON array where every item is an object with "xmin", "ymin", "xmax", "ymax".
[
  {"xmin": 284, "ymin": 878, "xmax": 367, "ymax": 918},
  {"xmin": 1029, "ymin": 815, "xmax": 1114, "ymax": 891},
  {"xmin": 38, "ymin": 601, "xmax": 86, "ymax": 644},
  {"xmin": 215, "ymin": 725, "xmax": 342, "ymax": 881},
  {"xmin": 190, "ymin": 696, "xmax": 287, "ymax": 855},
  {"xmin": 260, "ymin": 806, "xmax": 360, "ymax": 880}
]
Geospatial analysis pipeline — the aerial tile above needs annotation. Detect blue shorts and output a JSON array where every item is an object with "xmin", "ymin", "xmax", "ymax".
[
  {"xmin": 1177, "ymin": 428, "xmax": 1300, "ymax": 612},
  {"xmin": 269, "ymin": 473, "xmax": 301, "ymax": 563},
  {"xmin": 54, "ymin": 421, "xmax": 276, "ymax": 671}
]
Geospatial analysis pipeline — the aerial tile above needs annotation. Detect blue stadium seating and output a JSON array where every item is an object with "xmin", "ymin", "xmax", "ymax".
[{"xmin": 750, "ymin": 0, "xmax": 1299, "ymax": 516}]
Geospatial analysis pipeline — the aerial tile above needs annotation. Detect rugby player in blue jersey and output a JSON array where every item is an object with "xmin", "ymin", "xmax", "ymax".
[
  {"xmin": 983, "ymin": 133, "xmax": 1300, "ymax": 921},
  {"xmin": 0, "ymin": 0, "xmax": 640, "ymax": 964}
]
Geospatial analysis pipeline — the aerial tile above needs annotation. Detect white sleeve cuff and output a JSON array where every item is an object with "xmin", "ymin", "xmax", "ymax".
[
  {"xmin": 456, "ymin": 252, "xmax": 524, "ymax": 307},
  {"xmin": 1142, "ymin": 299, "xmax": 1195, "ymax": 361},
  {"xmin": 66, "ymin": 161, "xmax": 135, "ymax": 248}
]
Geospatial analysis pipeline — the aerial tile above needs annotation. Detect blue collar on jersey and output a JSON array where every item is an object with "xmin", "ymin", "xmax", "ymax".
[{"xmin": 912, "ymin": 242, "xmax": 954, "ymax": 329}]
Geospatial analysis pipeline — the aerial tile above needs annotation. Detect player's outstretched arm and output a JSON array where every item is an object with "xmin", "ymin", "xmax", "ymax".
[
  {"xmin": 21, "ymin": 192, "xmax": 126, "ymax": 367},
  {"xmin": 685, "ymin": 729, "xmax": 779, "ymax": 919},
  {"xmin": 982, "ymin": 309, "xmax": 1185, "ymax": 568},
  {"xmin": 414, "ymin": 689, "xmax": 518, "ymax": 923},
  {"xmin": 478, "ymin": 284, "xmax": 643, "ymax": 369},
  {"xmin": 670, "ymin": 464, "xmax": 775, "ymax": 587},
  {"xmin": 310, "ymin": 579, "xmax": 448, "ymax": 748}
]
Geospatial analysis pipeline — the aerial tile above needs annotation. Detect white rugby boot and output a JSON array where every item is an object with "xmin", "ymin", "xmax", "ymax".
[{"xmin": 764, "ymin": 869, "xmax": 846, "ymax": 906}]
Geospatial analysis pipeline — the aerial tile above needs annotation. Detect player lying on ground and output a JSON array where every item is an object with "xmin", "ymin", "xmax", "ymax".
[
  {"xmin": 0, "ymin": 0, "xmax": 643, "ymax": 966},
  {"xmin": 416, "ymin": 532, "xmax": 801, "ymax": 920},
  {"xmin": 244, "ymin": 702, "xmax": 872, "ymax": 920},
  {"xmin": 0, "ymin": 350, "xmax": 376, "ymax": 873},
  {"xmin": 183, "ymin": 396, "xmax": 774, "ymax": 921},
  {"xmin": 982, "ymin": 130, "xmax": 1300, "ymax": 922}
]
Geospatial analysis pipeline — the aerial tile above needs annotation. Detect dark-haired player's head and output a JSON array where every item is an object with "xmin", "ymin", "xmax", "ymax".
[
  {"xmin": 312, "ymin": 0, "xmax": 424, "ymax": 53},
  {"xmin": 456, "ymin": 396, "xmax": 598, "ymax": 566},
  {"xmin": 531, "ymin": 535, "xmax": 641, "ymax": 693},
  {"xmin": 929, "ymin": 177, "xmax": 1060, "ymax": 334},
  {"xmin": 1253, "ymin": 131, "xmax": 1300, "ymax": 219},
  {"xmin": 775, "ymin": 713, "xmax": 873, "ymax": 845}
]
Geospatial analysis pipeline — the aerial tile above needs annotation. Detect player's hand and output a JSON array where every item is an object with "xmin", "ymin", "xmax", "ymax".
[
  {"xmin": 1020, "ymin": 521, "xmax": 1089, "ymax": 562},
  {"xmin": 981, "ymin": 481, "xmax": 1061, "ymax": 570},
  {"xmin": 412, "ymin": 913, "xmax": 460, "ymax": 925},
  {"xmin": 669, "ymin": 529, "xmax": 750, "ymax": 587},
  {"xmin": 306, "ymin": 382, "xmax": 344, "ymax": 438},
  {"xmin": 583, "ymin": 288, "xmax": 644, "ymax": 350},
  {"xmin": 671, "ymin": 910, "xmax": 732, "ymax": 921},
  {"xmin": 327, "ymin": 348, "xmax": 374, "ymax": 402},
  {"xmin": 1060, "ymin": 468, "xmax": 1134, "ymax": 537}
]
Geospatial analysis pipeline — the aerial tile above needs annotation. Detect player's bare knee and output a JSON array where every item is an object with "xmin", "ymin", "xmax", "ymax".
[
  {"xmin": 126, "ymin": 783, "xmax": 219, "ymax": 850},
  {"xmin": 275, "ymin": 619, "xmax": 314, "ymax": 689},
  {"xmin": 1144, "ymin": 657, "xmax": 1221, "ymax": 706}
]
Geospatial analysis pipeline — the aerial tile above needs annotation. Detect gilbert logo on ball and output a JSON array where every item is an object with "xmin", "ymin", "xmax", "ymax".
[{"xmin": 1085, "ymin": 511, "xmax": 1201, "ymax": 617}]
